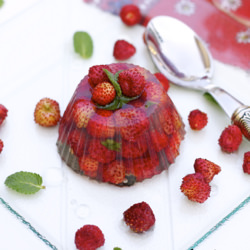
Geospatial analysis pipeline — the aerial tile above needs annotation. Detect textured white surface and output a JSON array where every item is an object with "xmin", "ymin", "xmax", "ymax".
[{"xmin": 0, "ymin": 0, "xmax": 250, "ymax": 249}]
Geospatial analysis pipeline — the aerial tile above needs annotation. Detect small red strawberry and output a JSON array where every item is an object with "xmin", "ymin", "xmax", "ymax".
[
  {"xmin": 102, "ymin": 160, "xmax": 125, "ymax": 185},
  {"xmin": 194, "ymin": 158, "xmax": 221, "ymax": 183},
  {"xmin": 0, "ymin": 139, "xmax": 4, "ymax": 154},
  {"xmin": 88, "ymin": 64, "xmax": 111, "ymax": 88},
  {"xmin": 242, "ymin": 151, "xmax": 250, "ymax": 174},
  {"xmin": 150, "ymin": 130, "xmax": 168, "ymax": 152},
  {"xmin": 0, "ymin": 104, "xmax": 8, "ymax": 126},
  {"xmin": 141, "ymin": 81, "xmax": 167, "ymax": 103},
  {"xmin": 78, "ymin": 155, "xmax": 99, "ymax": 178},
  {"xmin": 218, "ymin": 124, "xmax": 242, "ymax": 153},
  {"xmin": 119, "ymin": 4, "xmax": 142, "ymax": 26},
  {"xmin": 123, "ymin": 201, "xmax": 155, "ymax": 233},
  {"xmin": 92, "ymin": 82, "xmax": 116, "ymax": 106},
  {"xmin": 180, "ymin": 173, "xmax": 211, "ymax": 203},
  {"xmin": 158, "ymin": 107, "xmax": 174, "ymax": 135},
  {"xmin": 113, "ymin": 40, "xmax": 136, "ymax": 61},
  {"xmin": 114, "ymin": 107, "xmax": 149, "ymax": 141},
  {"xmin": 154, "ymin": 72, "xmax": 170, "ymax": 92},
  {"xmin": 118, "ymin": 68, "xmax": 146, "ymax": 97},
  {"xmin": 67, "ymin": 129, "xmax": 86, "ymax": 157},
  {"xmin": 72, "ymin": 99, "xmax": 96, "ymax": 128},
  {"xmin": 34, "ymin": 98, "xmax": 60, "ymax": 127},
  {"xmin": 75, "ymin": 224, "xmax": 105, "ymax": 250},
  {"xmin": 87, "ymin": 139, "xmax": 116, "ymax": 164},
  {"xmin": 164, "ymin": 131, "xmax": 181, "ymax": 164},
  {"xmin": 87, "ymin": 109, "xmax": 115, "ymax": 138},
  {"xmin": 188, "ymin": 109, "xmax": 208, "ymax": 130}
]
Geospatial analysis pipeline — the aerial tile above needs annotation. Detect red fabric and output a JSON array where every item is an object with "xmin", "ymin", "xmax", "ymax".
[{"xmin": 84, "ymin": 0, "xmax": 250, "ymax": 70}]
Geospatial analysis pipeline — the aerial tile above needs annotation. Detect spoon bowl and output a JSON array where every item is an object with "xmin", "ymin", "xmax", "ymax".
[{"xmin": 145, "ymin": 16, "xmax": 250, "ymax": 140}]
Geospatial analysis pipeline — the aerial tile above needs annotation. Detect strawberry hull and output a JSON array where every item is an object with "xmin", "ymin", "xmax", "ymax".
[{"xmin": 57, "ymin": 63, "xmax": 185, "ymax": 186}]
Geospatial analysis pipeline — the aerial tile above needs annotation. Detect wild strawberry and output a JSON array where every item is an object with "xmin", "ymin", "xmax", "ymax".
[
  {"xmin": 164, "ymin": 131, "xmax": 181, "ymax": 164},
  {"xmin": 242, "ymin": 151, "xmax": 250, "ymax": 174},
  {"xmin": 180, "ymin": 173, "xmax": 211, "ymax": 203},
  {"xmin": 0, "ymin": 139, "xmax": 3, "ymax": 154},
  {"xmin": 154, "ymin": 72, "xmax": 170, "ymax": 92},
  {"xmin": 75, "ymin": 224, "xmax": 105, "ymax": 250},
  {"xmin": 92, "ymin": 82, "xmax": 116, "ymax": 106},
  {"xmin": 194, "ymin": 158, "xmax": 221, "ymax": 183},
  {"xmin": 0, "ymin": 104, "xmax": 8, "ymax": 126},
  {"xmin": 34, "ymin": 98, "xmax": 60, "ymax": 127},
  {"xmin": 103, "ymin": 160, "xmax": 126, "ymax": 185},
  {"xmin": 114, "ymin": 107, "xmax": 149, "ymax": 141},
  {"xmin": 119, "ymin": 4, "xmax": 142, "ymax": 26},
  {"xmin": 123, "ymin": 201, "xmax": 155, "ymax": 233},
  {"xmin": 121, "ymin": 135, "xmax": 148, "ymax": 159},
  {"xmin": 88, "ymin": 64, "xmax": 111, "ymax": 88},
  {"xmin": 218, "ymin": 124, "xmax": 242, "ymax": 153},
  {"xmin": 113, "ymin": 40, "xmax": 136, "ymax": 61},
  {"xmin": 87, "ymin": 109, "xmax": 116, "ymax": 138},
  {"xmin": 87, "ymin": 139, "xmax": 116, "ymax": 164},
  {"xmin": 78, "ymin": 155, "xmax": 99, "ymax": 178},
  {"xmin": 72, "ymin": 99, "xmax": 95, "ymax": 128},
  {"xmin": 118, "ymin": 68, "xmax": 146, "ymax": 97},
  {"xmin": 158, "ymin": 107, "xmax": 174, "ymax": 135},
  {"xmin": 188, "ymin": 109, "xmax": 208, "ymax": 130},
  {"xmin": 67, "ymin": 129, "xmax": 86, "ymax": 157},
  {"xmin": 150, "ymin": 130, "xmax": 168, "ymax": 152}
]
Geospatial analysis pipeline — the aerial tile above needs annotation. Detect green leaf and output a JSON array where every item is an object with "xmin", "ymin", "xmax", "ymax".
[
  {"xmin": 0, "ymin": 0, "xmax": 4, "ymax": 8},
  {"xmin": 5, "ymin": 171, "xmax": 45, "ymax": 194},
  {"xmin": 113, "ymin": 248, "xmax": 122, "ymax": 250},
  {"xmin": 73, "ymin": 31, "xmax": 93, "ymax": 59},
  {"xmin": 103, "ymin": 69, "xmax": 122, "ymax": 97},
  {"xmin": 203, "ymin": 92, "xmax": 220, "ymax": 108},
  {"xmin": 101, "ymin": 139, "xmax": 121, "ymax": 152}
]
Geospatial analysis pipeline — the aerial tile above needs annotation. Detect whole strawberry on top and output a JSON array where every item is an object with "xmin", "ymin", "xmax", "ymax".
[{"xmin": 57, "ymin": 63, "xmax": 185, "ymax": 186}]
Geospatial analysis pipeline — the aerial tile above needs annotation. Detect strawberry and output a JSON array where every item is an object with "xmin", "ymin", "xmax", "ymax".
[
  {"xmin": 113, "ymin": 40, "xmax": 136, "ymax": 61},
  {"xmin": 158, "ymin": 107, "xmax": 175, "ymax": 135},
  {"xmin": 141, "ymin": 81, "xmax": 166, "ymax": 103},
  {"xmin": 194, "ymin": 158, "xmax": 221, "ymax": 183},
  {"xmin": 150, "ymin": 130, "xmax": 168, "ymax": 152},
  {"xmin": 88, "ymin": 64, "xmax": 111, "ymax": 88},
  {"xmin": 123, "ymin": 201, "xmax": 155, "ymax": 233},
  {"xmin": 102, "ymin": 160, "xmax": 126, "ymax": 185},
  {"xmin": 114, "ymin": 107, "xmax": 149, "ymax": 141},
  {"xmin": 0, "ymin": 104, "xmax": 8, "ymax": 125},
  {"xmin": 78, "ymin": 155, "xmax": 99, "ymax": 178},
  {"xmin": 119, "ymin": 4, "xmax": 142, "ymax": 26},
  {"xmin": 121, "ymin": 135, "xmax": 148, "ymax": 159},
  {"xmin": 218, "ymin": 124, "xmax": 242, "ymax": 153},
  {"xmin": 92, "ymin": 82, "xmax": 116, "ymax": 106},
  {"xmin": 154, "ymin": 72, "xmax": 170, "ymax": 92},
  {"xmin": 180, "ymin": 173, "xmax": 211, "ymax": 203},
  {"xmin": 34, "ymin": 98, "xmax": 60, "ymax": 127},
  {"xmin": 242, "ymin": 151, "xmax": 250, "ymax": 174},
  {"xmin": 164, "ymin": 131, "xmax": 181, "ymax": 164},
  {"xmin": 75, "ymin": 224, "xmax": 105, "ymax": 250},
  {"xmin": 188, "ymin": 109, "xmax": 208, "ymax": 130},
  {"xmin": 67, "ymin": 129, "xmax": 86, "ymax": 157},
  {"xmin": 0, "ymin": 139, "xmax": 3, "ymax": 154},
  {"xmin": 72, "ymin": 99, "xmax": 95, "ymax": 128},
  {"xmin": 87, "ymin": 139, "xmax": 116, "ymax": 164},
  {"xmin": 87, "ymin": 109, "xmax": 115, "ymax": 138},
  {"xmin": 118, "ymin": 68, "xmax": 146, "ymax": 97}
]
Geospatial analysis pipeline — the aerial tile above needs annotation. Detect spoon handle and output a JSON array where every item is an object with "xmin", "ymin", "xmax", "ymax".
[
  {"xmin": 232, "ymin": 106, "xmax": 250, "ymax": 141},
  {"xmin": 206, "ymin": 86, "xmax": 250, "ymax": 141}
]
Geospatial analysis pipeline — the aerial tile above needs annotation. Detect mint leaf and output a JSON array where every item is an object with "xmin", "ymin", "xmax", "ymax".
[
  {"xmin": 101, "ymin": 139, "xmax": 121, "ymax": 152},
  {"xmin": 114, "ymin": 248, "xmax": 122, "ymax": 250},
  {"xmin": 0, "ymin": 0, "xmax": 4, "ymax": 8},
  {"xmin": 103, "ymin": 69, "xmax": 123, "ymax": 97},
  {"xmin": 73, "ymin": 31, "xmax": 93, "ymax": 59},
  {"xmin": 203, "ymin": 92, "xmax": 220, "ymax": 108},
  {"xmin": 5, "ymin": 171, "xmax": 45, "ymax": 194}
]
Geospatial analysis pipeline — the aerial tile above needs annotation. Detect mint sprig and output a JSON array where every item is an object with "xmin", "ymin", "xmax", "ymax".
[
  {"xmin": 97, "ymin": 69, "xmax": 139, "ymax": 110},
  {"xmin": 101, "ymin": 139, "xmax": 121, "ymax": 152},
  {"xmin": 0, "ymin": 0, "xmax": 4, "ymax": 8},
  {"xmin": 4, "ymin": 171, "xmax": 45, "ymax": 194},
  {"xmin": 73, "ymin": 31, "xmax": 93, "ymax": 59}
]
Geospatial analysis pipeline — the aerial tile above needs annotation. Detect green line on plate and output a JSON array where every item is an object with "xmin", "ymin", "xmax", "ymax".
[
  {"xmin": 187, "ymin": 195, "xmax": 250, "ymax": 250},
  {"xmin": 0, "ymin": 197, "xmax": 58, "ymax": 250}
]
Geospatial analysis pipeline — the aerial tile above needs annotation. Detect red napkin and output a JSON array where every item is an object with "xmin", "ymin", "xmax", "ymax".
[{"xmin": 84, "ymin": 0, "xmax": 250, "ymax": 70}]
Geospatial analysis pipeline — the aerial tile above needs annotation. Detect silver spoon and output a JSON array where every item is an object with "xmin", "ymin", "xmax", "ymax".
[{"xmin": 145, "ymin": 16, "xmax": 250, "ymax": 141}]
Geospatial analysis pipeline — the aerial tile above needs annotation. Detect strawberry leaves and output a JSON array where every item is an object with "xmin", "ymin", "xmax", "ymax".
[
  {"xmin": 5, "ymin": 171, "xmax": 45, "ymax": 194},
  {"xmin": 97, "ymin": 69, "xmax": 139, "ymax": 110}
]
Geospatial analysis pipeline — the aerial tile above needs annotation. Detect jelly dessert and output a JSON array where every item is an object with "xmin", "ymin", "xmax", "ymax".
[{"xmin": 57, "ymin": 63, "xmax": 185, "ymax": 186}]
